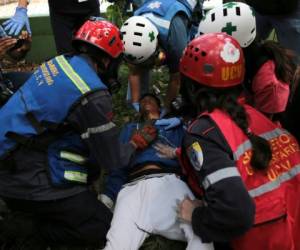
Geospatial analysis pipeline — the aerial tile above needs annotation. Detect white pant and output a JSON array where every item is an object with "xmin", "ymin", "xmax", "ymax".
[{"xmin": 104, "ymin": 174, "xmax": 214, "ymax": 250}]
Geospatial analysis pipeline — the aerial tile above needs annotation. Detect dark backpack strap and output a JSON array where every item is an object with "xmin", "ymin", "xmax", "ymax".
[{"xmin": 25, "ymin": 112, "xmax": 46, "ymax": 135}]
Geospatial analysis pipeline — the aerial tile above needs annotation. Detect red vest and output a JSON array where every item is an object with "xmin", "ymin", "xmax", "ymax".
[{"xmin": 184, "ymin": 104, "xmax": 300, "ymax": 250}]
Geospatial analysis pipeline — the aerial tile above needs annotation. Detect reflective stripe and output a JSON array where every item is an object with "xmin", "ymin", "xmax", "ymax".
[
  {"xmin": 234, "ymin": 128, "xmax": 287, "ymax": 160},
  {"xmin": 55, "ymin": 55, "xmax": 91, "ymax": 94},
  {"xmin": 186, "ymin": 0, "xmax": 197, "ymax": 9},
  {"xmin": 249, "ymin": 164, "xmax": 300, "ymax": 198},
  {"xmin": 202, "ymin": 167, "xmax": 240, "ymax": 190},
  {"xmin": 60, "ymin": 151, "xmax": 87, "ymax": 165},
  {"xmin": 64, "ymin": 171, "xmax": 87, "ymax": 183},
  {"xmin": 142, "ymin": 13, "xmax": 170, "ymax": 30},
  {"xmin": 81, "ymin": 122, "xmax": 116, "ymax": 139}
]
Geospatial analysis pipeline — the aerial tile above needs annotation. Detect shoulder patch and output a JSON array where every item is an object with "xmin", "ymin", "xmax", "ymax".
[{"xmin": 187, "ymin": 142, "xmax": 204, "ymax": 171}]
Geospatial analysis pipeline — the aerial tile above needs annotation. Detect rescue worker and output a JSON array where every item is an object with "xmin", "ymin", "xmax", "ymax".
[
  {"xmin": 176, "ymin": 33, "xmax": 300, "ymax": 249},
  {"xmin": 0, "ymin": 19, "xmax": 157, "ymax": 249},
  {"xmin": 101, "ymin": 93, "xmax": 214, "ymax": 250},
  {"xmin": 245, "ymin": 0, "xmax": 300, "ymax": 62},
  {"xmin": 120, "ymin": 0, "xmax": 198, "ymax": 113},
  {"xmin": 198, "ymin": 2, "xmax": 298, "ymax": 121}
]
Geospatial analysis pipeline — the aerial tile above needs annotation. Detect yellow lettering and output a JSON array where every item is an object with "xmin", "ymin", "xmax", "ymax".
[
  {"xmin": 279, "ymin": 134, "xmax": 291, "ymax": 144},
  {"xmin": 222, "ymin": 65, "xmax": 243, "ymax": 81},
  {"xmin": 280, "ymin": 160, "xmax": 291, "ymax": 171},
  {"xmin": 267, "ymin": 168, "xmax": 279, "ymax": 181},
  {"xmin": 47, "ymin": 60, "xmax": 59, "ymax": 77},
  {"xmin": 269, "ymin": 138, "xmax": 279, "ymax": 152},
  {"xmin": 245, "ymin": 165, "xmax": 254, "ymax": 175},
  {"xmin": 279, "ymin": 151, "xmax": 288, "ymax": 159},
  {"xmin": 271, "ymin": 151, "xmax": 280, "ymax": 163},
  {"xmin": 40, "ymin": 63, "xmax": 53, "ymax": 85},
  {"xmin": 222, "ymin": 67, "xmax": 229, "ymax": 81},
  {"xmin": 283, "ymin": 145, "xmax": 296, "ymax": 156},
  {"xmin": 291, "ymin": 142, "xmax": 300, "ymax": 153},
  {"xmin": 242, "ymin": 151, "xmax": 252, "ymax": 165}
]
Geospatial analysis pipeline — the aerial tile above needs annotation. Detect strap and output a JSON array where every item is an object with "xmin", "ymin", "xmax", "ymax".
[{"xmin": 25, "ymin": 112, "xmax": 46, "ymax": 135}]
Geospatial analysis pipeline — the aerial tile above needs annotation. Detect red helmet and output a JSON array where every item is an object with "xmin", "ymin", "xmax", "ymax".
[
  {"xmin": 180, "ymin": 33, "xmax": 245, "ymax": 88},
  {"xmin": 73, "ymin": 19, "xmax": 124, "ymax": 58}
]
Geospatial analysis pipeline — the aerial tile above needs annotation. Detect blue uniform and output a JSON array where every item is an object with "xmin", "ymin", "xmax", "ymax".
[
  {"xmin": 0, "ymin": 54, "xmax": 136, "ymax": 246},
  {"xmin": 135, "ymin": 0, "xmax": 195, "ymax": 45},
  {"xmin": 0, "ymin": 55, "xmax": 106, "ymax": 187}
]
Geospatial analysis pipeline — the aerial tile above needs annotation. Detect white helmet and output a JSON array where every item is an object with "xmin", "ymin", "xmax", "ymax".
[
  {"xmin": 198, "ymin": 2, "xmax": 256, "ymax": 48},
  {"xmin": 120, "ymin": 16, "xmax": 159, "ymax": 64},
  {"xmin": 202, "ymin": 0, "xmax": 223, "ymax": 11}
]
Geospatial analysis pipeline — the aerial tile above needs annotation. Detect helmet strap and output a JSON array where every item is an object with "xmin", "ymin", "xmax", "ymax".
[{"xmin": 96, "ymin": 56, "xmax": 122, "ymax": 94}]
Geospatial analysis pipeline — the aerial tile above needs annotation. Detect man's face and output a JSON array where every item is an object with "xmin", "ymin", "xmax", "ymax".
[{"xmin": 140, "ymin": 95, "xmax": 160, "ymax": 118}]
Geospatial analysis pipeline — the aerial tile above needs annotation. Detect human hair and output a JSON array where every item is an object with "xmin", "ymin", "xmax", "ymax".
[
  {"xmin": 139, "ymin": 93, "xmax": 161, "ymax": 108},
  {"xmin": 261, "ymin": 40, "xmax": 297, "ymax": 84},
  {"xmin": 182, "ymin": 76, "xmax": 272, "ymax": 170}
]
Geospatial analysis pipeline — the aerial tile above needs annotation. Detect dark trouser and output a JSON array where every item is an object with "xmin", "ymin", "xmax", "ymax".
[
  {"xmin": 48, "ymin": 5, "xmax": 100, "ymax": 55},
  {"xmin": 2, "ymin": 191, "xmax": 112, "ymax": 248}
]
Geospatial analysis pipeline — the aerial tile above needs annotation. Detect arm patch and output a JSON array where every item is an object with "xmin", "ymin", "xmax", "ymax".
[{"xmin": 187, "ymin": 142, "xmax": 204, "ymax": 171}]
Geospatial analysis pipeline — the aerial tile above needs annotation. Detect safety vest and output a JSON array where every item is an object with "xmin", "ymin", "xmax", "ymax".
[
  {"xmin": 0, "ymin": 55, "xmax": 107, "ymax": 186},
  {"xmin": 187, "ymin": 104, "xmax": 300, "ymax": 250},
  {"xmin": 135, "ymin": 0, "xmax": 195, "ymax": 45}
]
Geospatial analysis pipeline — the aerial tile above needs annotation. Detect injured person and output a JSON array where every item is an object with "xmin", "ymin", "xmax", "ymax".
[{"xmin": 100, "ymin": 93, "xmax": 214, "ymax": 250}]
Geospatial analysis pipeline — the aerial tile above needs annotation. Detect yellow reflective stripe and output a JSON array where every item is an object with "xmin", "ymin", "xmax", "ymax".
[
  {"xmin": 64, "ymin": 171, "xmax": 87, "ymax": 183},
  {"xmin": 55, "ymin": 55, "xmax": 91, "ymax": 94},
  {"xmin": 60, "ymin": 151, "xmax": 87, "ymax": 165}
]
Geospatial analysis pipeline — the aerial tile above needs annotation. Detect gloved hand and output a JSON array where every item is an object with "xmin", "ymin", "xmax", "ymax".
[
  {"xmin": 130, "ymin": 124, "xmax": 157, "ymax": 150},
  {"xmin": 131, "ymin": 102, "xmax": 140, "ymax": 112},
  {"xmin": 2, "ymin": 7, "xmax": 31, "ymax": 36},
  {"xmin": 154, "ymin": 143, "xmax": 177, "ymax": 159},
  {"xmin": 155, "ymin": 117, "xmax": 181, "ymax": 130},
  {"xmin": 159, "ymin": 107, "xmax": 168, "ymax": 118}
]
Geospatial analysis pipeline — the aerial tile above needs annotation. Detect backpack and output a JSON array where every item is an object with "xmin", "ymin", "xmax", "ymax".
[{"xmin": 246, "ymin": 0, "xmax": 298, "ymax": 15}]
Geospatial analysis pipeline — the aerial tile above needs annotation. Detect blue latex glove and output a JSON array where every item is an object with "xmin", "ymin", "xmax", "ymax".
[
  {"xmin": 131, "ymin": 102, "xmax": 140, "ymax": 112},
  {"xmin": 155, "ymin": 117, "xmax": 181, "ymax": 130},
  {"xmin": 3, "ymin": 7, "xmax": 31, "ymax": 36},
  {"xmin": 159, "ymin": 107, "xmax": 168, "ymax": 118}
]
